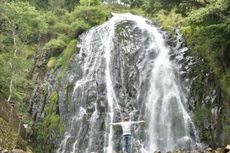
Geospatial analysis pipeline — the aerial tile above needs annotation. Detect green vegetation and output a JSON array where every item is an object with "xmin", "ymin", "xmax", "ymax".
[
  {"xmin": 0, "ymin": 118, "xmax": 27, "ymax": 151},
  {"xmin": 30, "ymin": 91, "xmax": 64, "ymax": 152},
  {"xmin": 0, "ymin": 118, "xmax": 18, "ymax": 150},
  {"xmin": 56, "ymin": 39, "xmax": 77, "ymax": 80},
  {"xmin": 0, "ymin": 0, "xmax": 229, "ymax": 151}
]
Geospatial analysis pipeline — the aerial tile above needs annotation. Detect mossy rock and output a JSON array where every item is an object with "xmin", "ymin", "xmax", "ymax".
[
  {"xmin": 16, "ymin": 136, "xmax": 27, "ymax": 151},
  {"xmin": 0, "ymin": 118, "xmax": 18, "ymax": 150}
]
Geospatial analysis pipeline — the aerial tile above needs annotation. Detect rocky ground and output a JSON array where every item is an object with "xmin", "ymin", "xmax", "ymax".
[
  {"xmin": 152, "ymin": 145, "xmax": 230, "ymax": 153},
  {"xmin": 0, "ymin": 149, "xmax": 32, "ymax": 153},
  {"xmin": 5, "ymin": 146, "xmax": 228, "ymax": 153}
]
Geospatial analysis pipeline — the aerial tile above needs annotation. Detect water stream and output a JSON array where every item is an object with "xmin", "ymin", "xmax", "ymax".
[{"xmin": 57, "ymin": 13, "xmax": 199, "ymax": 153}]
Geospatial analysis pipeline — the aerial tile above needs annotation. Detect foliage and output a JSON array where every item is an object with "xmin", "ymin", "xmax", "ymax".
[
  {"xmin": 64, "ymin": 0, "xmax": 80, "ymax": 11},
  {"xmin": 181, "ymin": 0, "xmax": 230, "ymax": 99},
  {"xmin": 44, "ymin": 36, "xmax": 67, "ymax": 55},
  {"xmin": 2, "ymin": 1, "xmax": 48, "ymax": 42},
  {"xmin": 194, "ymin": 105, "xmax": 210, "ymax": 141},
  {"xmin": 142, "ymin": 0, "xmax": 162, "ymax": 14},
  {"xmin": 153, "ymin": 9, "xmax": 183, "ymax": 30},
  {"xmin": 53, "ymin": 22, "xmax": 71, "ymax": 35},
  {"xmin": 57, "ymin": 39, "xmax": 78, "ymax": 80},
  {"xmin": 69, "ymin": 5, "xmax": 110, "ymax": 26},
  {"xmin": 181, "ymin": 0, "xmax": 230, "ymax": 146},
  {"xmin": 80, "ymin": 0, "xmax": 102, "ymax": 6},
  {"xmin": 30, "ymin": 91, "xmax": 64, "ymax": 152},
  {"xmin": 0, "ymin": 53, "xmax": 11, "ymax": 98},
  {"xmin": 0, "ymin": 1, "xmax": 47, "ymax": 103},
  {"xmin": 69, "ymin": 20, "xmax": 90, "ymax": 38}
]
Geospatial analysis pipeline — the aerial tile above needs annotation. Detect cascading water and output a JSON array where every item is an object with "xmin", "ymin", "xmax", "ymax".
[{"xmin": 56, "ymin": 13, "xmax": 200, "ymax": 153}]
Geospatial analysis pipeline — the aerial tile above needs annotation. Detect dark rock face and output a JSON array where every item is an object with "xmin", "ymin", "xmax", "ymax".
[
  {"xmin": 186, "ymin": 57, "xmax": 226, "ymax": 147},
  {"xmin": 56, "ymin": 14, "xmax": 199, "ymax": 153},
  {"xmin": 173, "ymin": 30, "xmax": 228, "ymax": 147},
  {"xmin": 57, "ymin": 19, "xmax": 153, "ymax": 153}
]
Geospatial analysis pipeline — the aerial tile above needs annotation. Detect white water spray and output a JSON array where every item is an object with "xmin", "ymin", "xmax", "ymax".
[{"xmin": 57, "ymin": 13, "xmax": 199, "ymax": 153}]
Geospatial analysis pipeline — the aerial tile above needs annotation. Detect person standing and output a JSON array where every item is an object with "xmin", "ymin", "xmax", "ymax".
[{"xmin": 110, "ymin": 117, "xmax": 144, "ymax": 153}]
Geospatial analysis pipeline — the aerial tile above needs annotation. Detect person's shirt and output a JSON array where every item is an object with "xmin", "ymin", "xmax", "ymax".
[{"xmin": 110, "ymin": 121, "xmax": 144, "ymax": 135}]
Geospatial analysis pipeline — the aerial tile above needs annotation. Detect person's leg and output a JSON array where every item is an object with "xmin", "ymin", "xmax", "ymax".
[
  {"xmin": 124, "ymin": 135, "xmax": 131, "ymax": 153},
  {"xmin": 127, "ymin": 135, "xmax": 131, "ymax": 153},
  {"xmin": 124, "ymin": 135, "xmax": 128, "ymax": 153}
]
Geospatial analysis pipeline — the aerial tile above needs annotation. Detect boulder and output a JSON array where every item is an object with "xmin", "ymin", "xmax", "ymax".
[
  {"xmin": 224, "ymin": 145, "xmax": 230, "ymax": 153},
  {"xmin": 216, "ymin": 148, "xmax": 222, "ymax": 153},
  {"xmin": 225, "ymin": 145, "xmax": 230, "ymax": 151},
  {"xmin": 173, "ymin": 149, "xmax": 182, "ymax": 153},
  {"xmin": 10, "ymin": 149, "xmax": 24, "ymax": 153},
  {"xmin": 1, "ymin": 149, "xmax": 9, "ymax": 153},
  {"xmin": 154, "ymin": 150, "xmax": 161, "ymax": 153},
  {"xmin": 192, "ymin": 150, "xmax": 202, "ymax": 153},
  {"xmin": 206, "ymin": 148, "xmax": 213, "ymax": 153}
]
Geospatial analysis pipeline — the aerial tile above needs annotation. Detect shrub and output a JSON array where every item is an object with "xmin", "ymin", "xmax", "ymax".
[{"xmin": 44, "ymin": 36, "xmax": 67, "ymax": 56}]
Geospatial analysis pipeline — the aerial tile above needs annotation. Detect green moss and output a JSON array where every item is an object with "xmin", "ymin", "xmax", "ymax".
[
  {"xmin": 64, "ymin": 84, "xmax": 74, "ymax": 112},
  {"xmin": 30, "ymin": 91, "xmax": 64, "ymax": 152},
  {"xmin": 47, "ymin": 57, "xmax": 57, "ymax": 69},
  {"xmin": 56, "ymin": 39, "xmax": 77, "ymax": 80}
]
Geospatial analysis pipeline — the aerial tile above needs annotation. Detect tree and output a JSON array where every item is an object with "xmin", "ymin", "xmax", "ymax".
[
  {"xmin": 79, "ymin": 0, "xmax": 101, "ymax": 6},
  {"xmin": 1, "ymin": 1, "xmax": 47, "ymax": 102},
  {"xmin": 64, "ymin": 0, "xmax": 80, "ymax": 11}
]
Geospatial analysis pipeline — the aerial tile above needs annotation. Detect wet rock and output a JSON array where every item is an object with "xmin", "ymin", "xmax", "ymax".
[
  {"xmin": 1, "ymin": 149, "xmax": 9, "ymax": 153},
  {"xmin": 154, "ymin": 150, "xmax": 161, "ymax": 153},
  {"xmin": 192, "ymin": 150, "xmax": 202, "ymax": 153},
  {"xmin": 206, "ymin": 148, "xmax": 213, "ymax": 153},
  {"xmin": 10, "ymin": 149, "xmax": 24, "ymax": 153},
  {"xmin": 225, "ymin": 145, "xmax": 230, "ymax": 151},
  {"xmin": 225, "ymin": 145, "xmax": 230, "ymax": 153},
  {"xmin": 173, "ymin": 149, "xmax": 183, "ymax": 153},
  {"xmin": 216, "ymin": 148, "xmax": 222, "ymax": 153},
  {"xmin": 49, "ymin": 15, "xmax": 200, "ymax": 153}
]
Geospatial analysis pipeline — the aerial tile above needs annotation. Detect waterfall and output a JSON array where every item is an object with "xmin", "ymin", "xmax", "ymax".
[{"xmin": 56, "ymin": 13, "xmax": 199, "ymax": 153}]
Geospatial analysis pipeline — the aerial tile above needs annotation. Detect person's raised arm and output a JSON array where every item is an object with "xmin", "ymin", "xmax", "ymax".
[
  {"xmin": 109, "ymin": 122, "xmax": 122, "ymax": 126},
  {"xmin": 130, "ymin": 120, "xmax": 145, "ymax": 124}
]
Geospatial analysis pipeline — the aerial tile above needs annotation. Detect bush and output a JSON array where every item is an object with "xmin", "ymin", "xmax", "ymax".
[
  {"xmin": 70, "ymin": 5, "xmax": 110, "ymax": 26},
  {"xmin": 80, "ymin": 0, "xmax": 101, "ymax": 6},
  {"xmin": 69, "ymin": 20, "xmax": 90, "ymax": 38},
  {"xmin": 44, "ymin": 36, "xmax": 67, "ymax": 56},
  {"xmin": 53, "ymin": 22, "xmax": 71, "ymax": 35}
]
